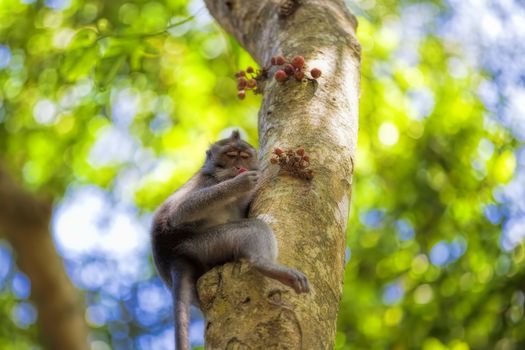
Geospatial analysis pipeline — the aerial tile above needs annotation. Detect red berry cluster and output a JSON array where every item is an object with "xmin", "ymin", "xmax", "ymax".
[
  {"xmin": 271, "ymin": 55, "xmax": 322, "ymax": 83},
  {"xmin": 235, "ymin": 66, "xmax": 262, "ymax": 99},
  {"xmin": 270, "ymin": 147, "xmax": 313, "ymax": 181}
]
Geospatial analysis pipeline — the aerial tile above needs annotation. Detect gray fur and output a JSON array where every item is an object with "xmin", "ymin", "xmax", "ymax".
[{"xmin": 151, "ymin": 132, "xmax": 309, "ymax": 350}]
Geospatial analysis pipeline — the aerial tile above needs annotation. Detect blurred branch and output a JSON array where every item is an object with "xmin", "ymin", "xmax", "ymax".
[
  {"xmin": 0, "ymin": 164, "xmax": 89, "ymax": 350},
  {"xmin": 0, "ymin": 167, "xmax": 51, "ymax": 233},
  {"xmin": 95, "ymin": 7, "xmax": 205, "ymax": 42}
]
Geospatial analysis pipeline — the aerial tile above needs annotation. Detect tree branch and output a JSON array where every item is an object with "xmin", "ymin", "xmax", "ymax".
[{"xmin": 0, "ymin": 165, "xmax": 89, "ymax": 350}]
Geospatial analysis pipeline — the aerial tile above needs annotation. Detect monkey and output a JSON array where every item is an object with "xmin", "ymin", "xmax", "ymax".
[{"xmin": 150, "ymin": 130, "xmax": 310, "ymax": 350}]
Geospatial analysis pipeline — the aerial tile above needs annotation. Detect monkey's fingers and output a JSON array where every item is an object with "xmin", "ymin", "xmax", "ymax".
[
  {"xmin": 283, "ymin": 269, "xmax": 310, "ymax": 294},
  {"xmin": 296, "ymin": 270, "xmax": 310, "ymax": 294},
  {"xmin": 299, "ymin": 274, "xmax": 310, "ymax": 293},
  {"xmin": 247, "ymin": 174, "xmax": 260, "ymax": 188}
]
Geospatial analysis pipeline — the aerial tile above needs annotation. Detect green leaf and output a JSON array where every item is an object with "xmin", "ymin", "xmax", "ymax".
[
  {"xmin": 68, "ymin": 28, "xmax": 98, "ymax": 49},
  {"xmin": 60, "ymin": 47, "xmax": 99, "ymax": 82}
]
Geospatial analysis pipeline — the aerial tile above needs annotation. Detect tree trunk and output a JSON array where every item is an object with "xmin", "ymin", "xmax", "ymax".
[
  {"xmin": 199, "ymin": 1, "xmax": 360, "ymax": 349},
  {"xmin": 0, "ymin": 166, "xmax": 89, "ymax": 350}
]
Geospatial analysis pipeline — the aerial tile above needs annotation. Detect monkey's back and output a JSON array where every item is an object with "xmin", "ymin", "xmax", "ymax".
[{"xmin": 150, "ymin": 174, "xmax": 204, "ymax": 285}]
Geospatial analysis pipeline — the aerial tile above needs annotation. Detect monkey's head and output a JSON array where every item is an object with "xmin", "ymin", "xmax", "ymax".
[{"xmin": 203, "ymin": 130, "xmax": 259, "ymax": 181}]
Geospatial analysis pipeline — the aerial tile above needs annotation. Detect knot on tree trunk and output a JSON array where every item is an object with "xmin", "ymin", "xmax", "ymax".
[{"xmin": 197, "ymin": 262, "xmax": 306, "ymax": 349}]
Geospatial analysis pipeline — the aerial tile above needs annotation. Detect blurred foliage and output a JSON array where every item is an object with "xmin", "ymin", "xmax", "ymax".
[
  {"xmin": 337, "ymin": 13, "xmax": 524, "ymax": 350},
  {"xmin": 0, "ymin": 0, "xmax": 523, "ymax": 349}
]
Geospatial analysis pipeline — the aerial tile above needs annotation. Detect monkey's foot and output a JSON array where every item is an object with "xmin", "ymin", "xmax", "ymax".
[
  {"xmin": 250, "ymin": 259, "xmax": 310, "ymax": 294},
  {"xmin": 277, "ymin": 268, "xmax": 310, "ymax": 294}
]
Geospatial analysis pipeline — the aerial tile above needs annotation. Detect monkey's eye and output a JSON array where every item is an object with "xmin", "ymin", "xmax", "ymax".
[
  {"xmin": 226, "ymin": 151, "xmax": 238, "ymax": 158},
  {"xmin": 240, "ymin": 152, "xmax": 250, "ymax": 159}
]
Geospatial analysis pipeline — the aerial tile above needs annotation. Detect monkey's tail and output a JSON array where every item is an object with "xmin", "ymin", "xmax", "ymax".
[{"xmin": 172, "ymin": 266, "xmax": 194, "ymax": 350}]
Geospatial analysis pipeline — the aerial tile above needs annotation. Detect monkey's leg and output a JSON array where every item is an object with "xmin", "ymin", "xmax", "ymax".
[
  {"xmin": 238, "ymin": 220, "xmax": 310, "ymax": 294},
  {"xmin": 191, "ymin": 219, "xmax": 309, "ymax": 293}
]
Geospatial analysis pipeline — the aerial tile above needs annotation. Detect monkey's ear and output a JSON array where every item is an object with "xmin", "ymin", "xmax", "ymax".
[{"xmin": 230, "ymin": 130, "xmax": 240, "ymax": 140}]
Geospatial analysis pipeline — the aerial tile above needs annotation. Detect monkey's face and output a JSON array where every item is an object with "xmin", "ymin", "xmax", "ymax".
[{"xmin": 204, "ymin": 131, "xmax": 259, "ymax": 181}]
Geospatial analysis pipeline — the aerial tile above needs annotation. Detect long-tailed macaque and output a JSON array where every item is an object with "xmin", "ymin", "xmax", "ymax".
[{"xmin": 151, "ymin": 131, "xmax": 309, "ymax": 349}]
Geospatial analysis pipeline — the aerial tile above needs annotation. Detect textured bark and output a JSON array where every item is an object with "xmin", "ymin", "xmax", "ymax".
[
  {"xmin": 0, "ymin": 166, "xmax": 89, "ymax": 350},
  {"xmin": 199, "ymin": 1, "xmax": 360, "ymax": 349}
]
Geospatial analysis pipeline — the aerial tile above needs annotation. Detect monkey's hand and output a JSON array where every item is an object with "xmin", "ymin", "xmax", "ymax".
[{"xmin": 230, "ymin": 170, "xmax": 260, "ymax": 193}]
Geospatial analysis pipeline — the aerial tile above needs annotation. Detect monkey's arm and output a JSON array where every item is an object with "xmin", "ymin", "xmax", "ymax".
[
  {"xmin": 170, "ymin": 183, "xmax": 234, "ymax": 225},
  {"xmin": 167, "ymin": 171, "xmax": 258, "ymax": 226}
]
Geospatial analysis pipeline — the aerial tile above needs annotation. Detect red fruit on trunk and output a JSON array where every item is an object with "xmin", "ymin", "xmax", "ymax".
[
  {"xmin": 274, "ymin": 147, "xmax": 284, "ymax": 155},
  {"xmin": 310, "ymin": 68, "xmax": 322, "ymax": 79},
  {"xmin": 284, "ymin": 64, "xmax": 295, "ymax": 76},
  {"xmin": 291, "ymin": 55, "xmax": 305, "ymax": 69},
  {"xmin": 275, "ymin": 55, "xmax": 286, "ymax": 65},
  {"xmin": 294, "ymin": 71, "xmax": 305, "ymax": 81},
  {"xmin": 237, "ymin": 77, "xmax": 247, "ymax": 89},
  {"xmin": 296, "ymin": 148, "xmax": 305, "ymax": 156},
  {"xmin": 274, "ymin": 70, "xmax": 288, "ymax": 82},
  {"xmin": 237, "ymin": 90, "xmax": 246, "ymax": 99}
]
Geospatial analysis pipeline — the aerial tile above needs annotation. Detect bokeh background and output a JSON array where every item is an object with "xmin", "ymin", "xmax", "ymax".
[{"xmin": 0, "ymin": 0, "xmax": 524, "ymax": 349}]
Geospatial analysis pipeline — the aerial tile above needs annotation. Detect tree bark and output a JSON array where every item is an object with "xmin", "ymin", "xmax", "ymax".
[
  {"xmin": 199, "ymin": 1, "xmax": 360, "ymax": 349},
  {"xmin": 0, "ymin": 166, "xmax": 89, "ymax": 350}
]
